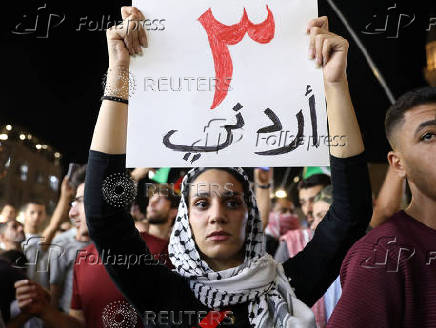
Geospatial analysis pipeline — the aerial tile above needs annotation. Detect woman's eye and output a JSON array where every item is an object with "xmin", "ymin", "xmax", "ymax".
[
  {"xmin": 194, "ymin": 200, "xmax": 208, "ymax": 209},
  {"xmin": 421, "ymin": 132, "xmax": 435, "ymax": 142},
  {"xmin": 225, "ymin": 199, "xmax": 241, "ymax": 208}
]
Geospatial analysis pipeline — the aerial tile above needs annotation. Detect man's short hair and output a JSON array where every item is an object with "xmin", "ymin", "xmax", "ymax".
[
  {"xmin": 0, "ymin": 221, "xmax": 23, "ymax": 236},
  {"xmin": 166, "ymin": 192, "xmax": 181, "ymax": 209},
  {"xmin": 23, "ymin": 200, "xmax": 46, "ymax": 212},
  {"xmin": 298, "ymin": 174, "xmax": 331, "ymax": 191},
  {"xmin": 70, "ymin": 165, "xmax": 87, "ymax": 188},
  {"xmin": 160, "ymin": 186, "xmax": 180, "ymax": 209},
  {"xmin": 149, "ymin": 185, "xmax": 181, "ymax": 209},
  {"xmin": 385, "ymin": 87, "xmax": 436, "ymax": 148}
]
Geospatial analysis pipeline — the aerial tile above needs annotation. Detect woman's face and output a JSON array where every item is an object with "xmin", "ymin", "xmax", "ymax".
[
  {"xmin": 311, "ymin": 200, "xmax": 330, "ymax": 230},
  {"xmin": 188, "ymin": 169, "xmax": 248, "ymax": 271}
]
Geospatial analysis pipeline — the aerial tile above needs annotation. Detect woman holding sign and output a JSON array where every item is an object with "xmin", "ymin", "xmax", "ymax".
[{"xmin": 84, "ymin": 6, "xmax": 371, "ymax": 328}]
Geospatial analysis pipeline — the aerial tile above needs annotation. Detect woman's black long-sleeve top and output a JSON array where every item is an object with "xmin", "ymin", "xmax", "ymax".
[{"xmin": 84, "ymin": 150, "xmax": 372, "ymax": 327}]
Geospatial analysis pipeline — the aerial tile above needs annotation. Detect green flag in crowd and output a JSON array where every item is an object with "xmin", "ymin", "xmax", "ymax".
[
  {"xmin": 303, "ymin": 166, "xmax": 331, "ymax": 179},
  {"xmin": 151, "ymin": 167, "xmax": 171, "ymax": 183}
]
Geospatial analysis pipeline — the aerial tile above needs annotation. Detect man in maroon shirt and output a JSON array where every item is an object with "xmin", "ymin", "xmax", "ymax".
[{"xmin": 328, "ymin": 87, "xmax": 436, "ymax": 328}]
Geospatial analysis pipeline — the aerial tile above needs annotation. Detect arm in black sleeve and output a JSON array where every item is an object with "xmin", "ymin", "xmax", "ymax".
[
  {"xmin": 84, "ymin": 150, "xmax": 189, "ymax": 315},
  {"xmin": 282, "ymin": 152, "xmax": 372, "ymax": 307}
]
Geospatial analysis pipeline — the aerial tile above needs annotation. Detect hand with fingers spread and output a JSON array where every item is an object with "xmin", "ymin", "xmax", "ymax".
[
  {"xmin": 15, "ymin": 280, "xmax": 51, "ymax": 317},
  {"xmin": 307, "ymin": 16, "xmax": 349, "ymax": 84},
  {"xmin": 106, "ymin": 6, "xmax": 148, "ymax": 69}
]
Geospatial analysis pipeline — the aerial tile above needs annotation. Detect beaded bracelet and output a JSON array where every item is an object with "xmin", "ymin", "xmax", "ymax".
[{"xmin": 101, "ymin": 95, "xmax": 128, "ymax": 105}]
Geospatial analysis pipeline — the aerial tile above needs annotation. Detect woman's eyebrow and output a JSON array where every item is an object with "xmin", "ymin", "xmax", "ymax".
[
  {"xmin": 191, "ymin": 191, "xmax": 243, "ymax": 198},
  {"xmin": 221, "ymin": 191, "xmax": 242, "ymax": 197},
  {"xmin": 192, "ymin": 192, "xmax": 210, "ymax": 198}
]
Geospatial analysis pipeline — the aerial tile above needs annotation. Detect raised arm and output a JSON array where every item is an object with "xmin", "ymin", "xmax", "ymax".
[
  {"xmin": 89, "ymin": 6, "xmax": 143, "ymax": 154},
  {"xmin": 254, "ymin": 168, "xmax": 273, "ymax": 230},
  {"xmin": 282, "ymin": 17, "xmax": 372, "ymax": 306},
  {"xmin": 40, "ymin": 177, "xmax": 75, "ymax": 251},
  {"xmin": 85, "ymin": 6, "xmax": 192, "ymax": 315},
  {"xmin": 313, "ymin": 17, "xmax": 364, "ymax": 158}
]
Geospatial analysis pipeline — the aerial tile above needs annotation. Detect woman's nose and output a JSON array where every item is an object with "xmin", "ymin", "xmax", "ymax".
[{"xmin": 209, "ymin": 202, "xmax": 227, "ymax": 224}]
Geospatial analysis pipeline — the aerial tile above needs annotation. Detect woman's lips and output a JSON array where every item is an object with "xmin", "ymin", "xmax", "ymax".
[{"xmin": 207, "ymin": 231, "xmax": 231, "ymax": 241}]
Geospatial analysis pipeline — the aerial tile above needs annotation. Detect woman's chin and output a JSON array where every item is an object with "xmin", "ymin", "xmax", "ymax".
[{"xmin": 204, "ymin": 245, "xmax": 243, "ymax": 265}]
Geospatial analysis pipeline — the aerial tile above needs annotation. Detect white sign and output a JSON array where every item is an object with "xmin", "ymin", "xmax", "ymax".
[{"xmin": 128, "ymin": 0, "xmax": 328, "ymax": 167}]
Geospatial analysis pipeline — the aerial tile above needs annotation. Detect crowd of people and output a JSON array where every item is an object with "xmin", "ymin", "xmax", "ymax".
[{"xmin": 1, "ymin": 5, "xmax": 436, "ymax": 328}]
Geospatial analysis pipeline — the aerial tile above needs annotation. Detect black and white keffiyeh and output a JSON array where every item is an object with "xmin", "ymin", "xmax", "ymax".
[{"xmin": 169, "ymin": 167, "xmax": 315, "ymax": 328}]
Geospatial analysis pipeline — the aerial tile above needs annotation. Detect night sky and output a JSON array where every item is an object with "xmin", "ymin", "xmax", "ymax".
[{"xmin": 2, "ymin": 0, "xmax": 434, "ymax": 186}]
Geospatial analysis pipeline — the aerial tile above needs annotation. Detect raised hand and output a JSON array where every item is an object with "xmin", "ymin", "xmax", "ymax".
[
  {"xmin": 60, "ymin": 176, "xmax": 75, "ymax": 200},
  {"xmin": 254, "ymin": 168, "xmax": 273, "ymax": 187},
  {"xmin": 106, "ymin": 6, "xmax": 148, "ymax": 69},
  {"xmin": 307, "ymin": 16, "xmax": 349, "ymax": 84}
]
